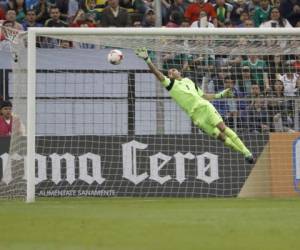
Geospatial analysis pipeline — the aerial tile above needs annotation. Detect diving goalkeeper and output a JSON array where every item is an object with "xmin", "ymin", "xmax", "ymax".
[{"xmin": 136, "ymin": 48, "xmax": 255, "ymax": 164}]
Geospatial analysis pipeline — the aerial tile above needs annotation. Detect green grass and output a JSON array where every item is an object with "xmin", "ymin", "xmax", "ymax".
[{"xmin": 0, "ymin": 198, "xmax": 300, "ymax": 250}]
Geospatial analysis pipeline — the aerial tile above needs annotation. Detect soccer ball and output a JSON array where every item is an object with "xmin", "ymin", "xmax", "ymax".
[{"xmin": 107, "ymin": 49, "xmax": 123, "ymax": 65}]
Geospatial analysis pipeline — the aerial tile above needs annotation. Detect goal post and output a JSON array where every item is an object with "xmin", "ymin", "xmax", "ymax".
[
  {"xmin": 26, "ymin": 30, "xmax": 37, "ymax": 203},
  {"xmin": 2, "ymin": 27, "xmax": 300, "ymax": 202}
]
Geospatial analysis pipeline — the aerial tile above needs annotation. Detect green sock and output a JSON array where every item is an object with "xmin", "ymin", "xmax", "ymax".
[
  {"xmin": 224, "ymin": 137, "xmax": 244, "ymax": 154},
  {"xmin": 224, "ymin": 127, "xmax": 252, "ymax": 157}
]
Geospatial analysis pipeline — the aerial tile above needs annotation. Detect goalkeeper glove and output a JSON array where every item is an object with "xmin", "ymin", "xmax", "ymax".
[
  {"xmin": 214, "ymin": 88, "xmax": 234, "ymax": 99},
  {"xmin": 135, "ymin": 48, "xmax": 151, "ymax": 64}
]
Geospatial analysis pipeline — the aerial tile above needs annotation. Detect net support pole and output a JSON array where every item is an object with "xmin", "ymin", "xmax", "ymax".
[{"xmin": 26, "ymin": 29, "xmax": 36, "ymax": 203}]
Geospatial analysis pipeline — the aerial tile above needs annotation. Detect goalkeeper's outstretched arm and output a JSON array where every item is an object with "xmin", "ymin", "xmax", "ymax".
[
  {"xmin": 135, "ymin": 48, "xmax": 165, "ymax": 82},
  {"xmin": 203, "ymin": 88, "xmax": 234, "ymax": 101}
]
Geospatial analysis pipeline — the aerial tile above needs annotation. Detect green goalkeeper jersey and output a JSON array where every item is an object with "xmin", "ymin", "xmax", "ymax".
[{"xmin": 161, "ymin": 77, "xmax": 210, "ymax": 117}]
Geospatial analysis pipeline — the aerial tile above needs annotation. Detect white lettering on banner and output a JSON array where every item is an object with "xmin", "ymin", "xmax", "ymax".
[
  {"xmin": 35, "ymin": 154, "xmax": 47, "ymax": 184},
  {"xmin": 78, "ymin": 153, "xmax": 105, "ymax": 184},
  {"xmin": 174, "ymin": 152, "xmax": 195, "ymax": 184},
  {"xmin": 0, "ymin": 140, "xmax": 220, "ymax": 185},
  {"xmin": 122, "ymin": 140, "xmax": 149, "ymax": 185},
  {"xmin": 0, "ymin": 153, "xmax": 11, "ymax": 184},
  {"xmin": 38, "ymin": 189, "xmax": 115, "ymax": 197},
  {"xmin": 149, "ymin": 152, "xmax": 172, "ymax": 184},
  {"xmin": 196, "ymin": 152, "xmax": 219, "ymax": 184},
  {"xmin": 50, "ymin": 153, "xmax": 76, "ymax": 184},
  {"xmin": 0, "ymin": 153, "xmax": 23, "ymax": 184}
]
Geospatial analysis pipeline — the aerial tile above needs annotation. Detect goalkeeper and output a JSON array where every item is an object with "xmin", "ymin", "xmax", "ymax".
[{"xmin": 136, "ymin": 48, "xmax": 255, "ymax": 164}]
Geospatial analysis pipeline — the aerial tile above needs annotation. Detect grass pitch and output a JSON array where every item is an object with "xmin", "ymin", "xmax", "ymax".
[{"xmin": 0, "ymin": 198, "xmax": 300, "ymax": 250}]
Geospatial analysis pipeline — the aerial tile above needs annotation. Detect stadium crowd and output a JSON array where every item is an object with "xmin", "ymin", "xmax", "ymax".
[
  {"xmin": 0, "ymin": 0, "xmax": 300, "ymax": 29},
  {"xmin": 1, "ymin": 0, "xmax": 300, "ymax": 134}
]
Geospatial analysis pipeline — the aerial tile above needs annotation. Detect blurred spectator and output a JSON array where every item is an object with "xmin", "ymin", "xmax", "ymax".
[
  {"xmin": 85, "ymin": 0, "xmax": 106, "ymax": 11},
  {"xmin": 44, "ymin": 6, "xmax": 68, "ymax": 48},
  {"xmin": 244, "ymin": 84, "xmax": 269, "ymax": 133},
  {"xmin": 162, "ymin": 50, "xmax": 191, "ymax": 75},
  {"xmin": 234, "ymin": 10, "xmax": 249, "ymax": 27},
  {"xmin": 214, "ymin": 0, "xmax": 232, "ymax": 27},
  {"xmin": 272, "ymin": 0, "xmax": 281, "ymax": 8},
  {"xmin": 131, "ymin": 0, "xmax": 149, "ymax": 14},
  {"xmin": 85, "ymin": 0, "xmax": 101, "ymax": 25},
  {"xmin": 211, "ymin": 66, "xmax": 231, "ymax": 92},
  {"xmin": 239, "ymin": 17, "xmax": 254, "ymax": 27},
  {"xmin": 267, "ymin": 54, "xmax": 285, "ymax": 87},
  {"xmin": 59, "ymin": 39, "xmax": 73, "ymax": 48},
  {"xmin": 15, "ymin": 0, "xmax": 27, "ymax": 23},
  {"xmin": 184, "ymin": 0, "xmax": 217, "ymax": 26},
  {"xmin": 165, "ymin": 10, "xmax": 182, "ymax": 27},
  {"xmin": 166, "ymin": 0, "xmax": 185, "ymax": 25},
  {"xmin": 161, "ymin": 0, "xmax": 171, "ymax": 25},
  {"xmin": 246, "ymin": 98, "xmax": 270, "ymax": 133},
  {"xmin": 241, "ymin": 54, "xmax": 270, "ymax": 93},
  {"xmin": 131, "ymin": 0, "xmax": 153, "ymax": 15},
  {"xmin": 55, "ymin": 0, "xmax": 71, "ymax": 21},
  {"xmin": 0, "ymin": 20, "xmax": 15, "ymax": 51},
  {"xmin": 4, "ymin": 9, "xmax": 24, "ymax": 29},
  {"xmin": 253, "ymin": 0, "xmax": 271, "ymax": 27},
  {"xmin": 0, "ymin": 99, "xmax": 13, "ymax": 137},
  {"xmin": 22, "ymin": 9, "xmax": 43, "ymax": 30},
  {"xmin": 248, "ymin": 0, "xmax": 260, "ymax": 17},
  {"xmin": 279, "ymin": 0, "xmax": 300, "ymax": 27},
  {"xmin": 101, "ymin": 0, "xmax": 131, "ymax": 27},
  {"xmin": 0, "ymin": 99, "xmax": 24, "ymax": 137},
  {"xmin": 248, "ymin": 83, "xmax": 263, "ymax": 98},
  {"xmin": 190, "ymin": 10, "xmax": 215, "ymax": 27},
  {"xmin": 71, "ymin": 8, "xmax": 96, "ymax": 27},
  {"xmin": 238, "ymin": 65, "xmax": 253, "ymax": 96},
  {"xmin": 291, "ymin": 55, "xmax": 300, "ymax": 71},
  {"xmin": 141, "ymin": 8, "xmax": 155, "ymax": 27},
  {"xmin": 34, "ymin": 0, "xmax": 49, "ymax": 25},
  {"xmin": 187, "ymin": 53, "xmax": 215, "ymax": 92},
  {"xmin": 278, "ymin": 67, "xmax": 300, "ymax": 97},
  {"xmin": 45, "ymin": 6, "xmax": 68, "ymax": 27},
  {"xmin": 268, "ymin": 79, "xmax": 295, "ymax": 132},
  {"xmin": 230, "ymin": 0, "xmax": 249, "ymax": 26},
  {"xmin": 260, "ymin": 6, "xmax": 292, "ymax": 27},
  {"xmin": 214, "ymin": 76, "xmax": 242, "ymax": 129},
  {"xmin": 3, "ymin": 0, "xmax": 27, "ymax": 23},
  {"xmin": 68, "ymin": 0, "xmax": 80, "ymax": 21}
]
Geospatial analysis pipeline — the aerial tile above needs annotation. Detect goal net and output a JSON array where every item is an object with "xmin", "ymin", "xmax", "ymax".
[{"xmin": 1, "ymin": 28, "xmax": 300, "ymax": 201}]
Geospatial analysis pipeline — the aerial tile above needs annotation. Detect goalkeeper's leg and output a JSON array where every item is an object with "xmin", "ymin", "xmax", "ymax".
[
  {"xmin": 195, "ymin": 104, "xmax": 254, "ymax": 163},
  {"xmin": 201, "ymin": 123, "xmax": 255, "ymax": 164},
  {"xmin": 216, "ymin": 122, "xmax": 252, "ymax": 158},
  {"xmin": 201, "ymin": 123, "xmax": 246, "ymax": 156}
]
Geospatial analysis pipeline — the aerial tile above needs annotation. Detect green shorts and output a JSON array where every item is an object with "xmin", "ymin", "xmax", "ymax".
[{"xmin": 192, "ymin": 103, "xmax": 223, "ymax": 138}]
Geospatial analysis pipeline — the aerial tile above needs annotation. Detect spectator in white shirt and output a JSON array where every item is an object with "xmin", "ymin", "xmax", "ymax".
[
  {"xmin": 259, "ymin": 7, "xmax": 292, "ymax": 28},
  {"xmin": 190, "ymin": 10, "xmax": 215, "ymax": 27},
  {"xmin": 279, "ymin": 67, "xmax": 300, "ymax": 97}
]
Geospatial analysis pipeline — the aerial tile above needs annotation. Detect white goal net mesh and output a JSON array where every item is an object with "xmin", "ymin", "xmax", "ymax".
[{"xmin": 1, "ymin": 28, "xmax": 300, "ymax": 200}]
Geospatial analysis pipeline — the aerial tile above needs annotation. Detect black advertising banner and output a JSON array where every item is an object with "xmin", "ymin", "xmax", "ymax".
[{"xmin": 0, "ymin": 134, "xmax": 267, "ymax": 197}]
